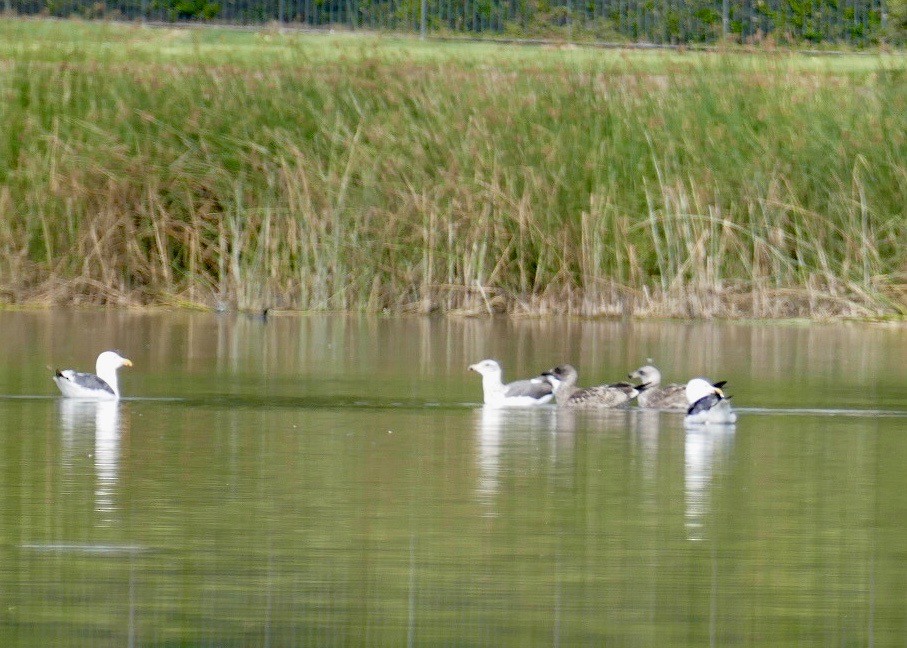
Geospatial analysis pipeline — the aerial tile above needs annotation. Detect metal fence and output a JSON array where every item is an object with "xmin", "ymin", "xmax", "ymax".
[{"xmin": 5, "ymin": 0, "xmax": 892, "ymax": 44}]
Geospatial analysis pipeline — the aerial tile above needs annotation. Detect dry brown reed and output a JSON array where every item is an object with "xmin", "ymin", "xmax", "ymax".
[{"xmin": 0, "ymin": 21, "xmax": 904, "ymax": 319}]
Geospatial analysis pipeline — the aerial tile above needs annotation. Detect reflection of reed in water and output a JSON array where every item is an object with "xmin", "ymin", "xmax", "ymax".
[
  {"xmin": 58, "ymin": 399, "xmax": 122, "ymax": 524},
  {"xmin": 685, "ymin": 426, "xmax": 735, "ymax": 541}
]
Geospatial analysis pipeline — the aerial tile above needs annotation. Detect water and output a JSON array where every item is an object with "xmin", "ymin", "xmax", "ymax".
[{"xmin": 0, "ymin": 311, "xmax": 905, "ymax": 646}]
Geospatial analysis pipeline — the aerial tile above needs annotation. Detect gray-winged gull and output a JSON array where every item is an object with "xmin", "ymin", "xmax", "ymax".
[
  {"xmin": 468, "ymin": 359, "xmax": 554, "ymax": 407},
  {"xmin": 53, "ymin": 351, "xmax": 133, "ymax": 400}
]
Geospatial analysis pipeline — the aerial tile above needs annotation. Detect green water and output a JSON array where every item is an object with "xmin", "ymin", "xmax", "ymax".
[{"xmin": 0, "ymin": 312, "xmax": 905, "ymax": 646}]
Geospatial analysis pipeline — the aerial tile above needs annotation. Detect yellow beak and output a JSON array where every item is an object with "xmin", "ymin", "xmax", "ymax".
[{"xmin": 123, "ymin": 359, "xmax": 133, "ymax": 367}]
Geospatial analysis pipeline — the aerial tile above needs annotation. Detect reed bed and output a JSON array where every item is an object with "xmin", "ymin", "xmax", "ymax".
[{"xmin": 0, "ymin": 20, "xmax": 904, "ymax": 318}]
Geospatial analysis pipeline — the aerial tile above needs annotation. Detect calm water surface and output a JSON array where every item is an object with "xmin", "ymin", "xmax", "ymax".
[{"xmin": 0, "ymin": 311, "xmax": 905, "ymax": 646}]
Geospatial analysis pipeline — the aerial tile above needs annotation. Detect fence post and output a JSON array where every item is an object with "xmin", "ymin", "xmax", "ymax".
[
  {"xmin": 722, "ymin": 0, "xmax": 729, "ymax": 39},
  {"xmin": 279, "ymin": 0, "xmax": 285, "ymax": 24},
  {"xmin": 420, "ymin": 0, "xmax": 427, "ymax": 38},
  {"xmin": 567, "ymin": 0, "xmax": 572, "ymax": 42}
]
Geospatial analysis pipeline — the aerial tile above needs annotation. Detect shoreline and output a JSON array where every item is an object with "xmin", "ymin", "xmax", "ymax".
[{"xmin": 1, "ymin": 298, "xmax": 903, "ymax": 322}]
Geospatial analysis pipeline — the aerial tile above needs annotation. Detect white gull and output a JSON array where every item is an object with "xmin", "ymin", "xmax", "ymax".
[{"xmin": 53, "ymin": 351, "xmax": 133, "ymax": 400}]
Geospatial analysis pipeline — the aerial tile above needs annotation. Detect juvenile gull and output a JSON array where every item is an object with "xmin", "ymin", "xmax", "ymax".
[
  {"xmin": 53, "ymin": 351, "xmax": 133, "ymax": 400},
  {"xmin": 468, "ymin": 359, "xmax": 554, "ymax": 407},
  {"xmin": 630, "ymin": 365, "xmax": 728, "ymax": 411},
  {"xmin": 542, "ymin": 364, "xmax": 640, "ymax": 408},
  {"xmin": 629, "ymin": 365, "xmax": 689, "ymax": 411},
  {"xmin": 684, "ymin": 378, "xmax": 737, "ymax": 425}
]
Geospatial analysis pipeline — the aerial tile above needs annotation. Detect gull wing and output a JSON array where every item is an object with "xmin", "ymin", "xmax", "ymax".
[
  {"xmin": 56, "ymin": 370, "xmax": 116, "ymax": 396},
  {"xmin": 567, "ymin": 385, "xmax": 634, "ymax": 408},
  {"xmin": 686, "ymin": 393, "xmax": 723, "ymax": 417},
  {"xmin": 644, "ymin": 383, "xmax": 688, "ymax": 410},
  {"xmin": 504, "ymin": 378, "xmax": 553, "ymax": 400}
]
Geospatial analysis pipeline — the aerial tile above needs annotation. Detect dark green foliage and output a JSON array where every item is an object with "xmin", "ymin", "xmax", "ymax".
[
  {"xmin": 154, "ymin": 0, "xmax": 222, "ymax": 19},
  {"xmin": 7, "ymin": 0, "xmax": 903, "ymax": 44}
]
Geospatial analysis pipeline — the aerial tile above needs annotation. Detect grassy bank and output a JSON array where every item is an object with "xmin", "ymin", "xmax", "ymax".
[{"xmin": 0, "ymin": 19, "xmax": 904, "ymax": 318}]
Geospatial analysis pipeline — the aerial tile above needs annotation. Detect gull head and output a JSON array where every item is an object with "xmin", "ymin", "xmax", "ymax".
[
  {"xmin": 541, "ymin": 364, "xmax": 579, "ymax": 392},
  {"xmin": 468, "ymin": 359, "xmax": 503, "ymax": 378},
  {"xmin": 97, "ymin": 351, "xmax": 133, "ymax": 373},
  {"xmin": 629, "ymin": 364, "xmax": 661, "ymax": 384}
]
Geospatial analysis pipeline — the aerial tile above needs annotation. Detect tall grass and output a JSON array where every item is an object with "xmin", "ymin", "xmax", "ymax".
[{"xmin": 0, "ymin": 20, "xmax": 904, "ymax": 318}]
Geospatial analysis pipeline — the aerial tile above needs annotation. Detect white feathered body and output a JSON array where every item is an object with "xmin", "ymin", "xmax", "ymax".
[
  {"xmin": 470, "ymin": 360, "xmax": 553, "ymax": 407},
  {"xmin": 53, "ymin": 371, "xmax": 118, "ymax": 400},
  {"xmin": 52, "ymin": 351, "xmax": 132, "ymax": 400},
  {"xmin": 684, "ymin": 398, "xmax": 737, "ymax": 425},
  {"xmin": 683, "ymin": 378, "xmax": 737, "ymax": 426}
]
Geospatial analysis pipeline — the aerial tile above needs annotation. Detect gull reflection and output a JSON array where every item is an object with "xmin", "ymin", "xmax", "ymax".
[
  {"xmin": 476, "ymin": 406, "xmax": 504, "ymax": 503},
  {"xmin": 685, "ymin": 424, "xmax": 735, "ymax": 541},
  {"xmin": 60, "ymin": 399, "xmax": 91, "ymax": 476},
  {"xmin": 551, "ymin": 407, "xmax": 627, "ymax": 435},
  {"xmin": 59, "ymin": 400, "xmax": 122, "ymax": 525},
  {"xmin": 474, "ymin": 406, "xmax": 557, "ymax": 510},
  {"xmin": 94, "ymin": 401, "xmax": 121, "ymax": 522},
  {"xmin": 630, "ymin": 409, "xmax": 663, "ymax": 484}
]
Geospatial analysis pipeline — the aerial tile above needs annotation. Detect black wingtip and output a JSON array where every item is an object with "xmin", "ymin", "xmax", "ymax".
[{"xmin": 713, "ymin": 380, "xmax": 728, "ymax": 389}]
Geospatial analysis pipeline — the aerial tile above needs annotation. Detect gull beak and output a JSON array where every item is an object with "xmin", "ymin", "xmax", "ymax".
[
  {"xmin": 468, "ymin": 364, "xmax": 478, "ymax": 373},
  {"xmin": 714, "ymin": 387, "xmax": 724, "ymax": 398},
  {"xmin": 123, "ymin": 359, "xmax": 133, "ymax": 367}
]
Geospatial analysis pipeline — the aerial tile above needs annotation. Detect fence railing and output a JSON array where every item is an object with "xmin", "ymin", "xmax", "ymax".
[{"xmin": 5, "ymin": 0, "xmax": 894, "ymax": 45}]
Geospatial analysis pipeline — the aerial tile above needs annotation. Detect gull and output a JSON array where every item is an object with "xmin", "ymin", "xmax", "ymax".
[
  {"xmin": 542, "ymin": 364, "xmax": 641, "ymax": 408},
  {"xmin": 53, "ymin": 351, "xmax": 133, "ymax": 400},
  {"xmin": 468, "ymin": 359, "xmax": 554, "ymax": 407},
  {"xmin": 684, "ymin": 378, "xmax": 737, "ymax": 425},
  {"xmin": 629, "ymin": 364, "xmax": 689, "ymax": 410}
]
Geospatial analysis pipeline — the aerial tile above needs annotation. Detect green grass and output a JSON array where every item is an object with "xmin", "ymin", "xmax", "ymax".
[{"xmin": 0, "ymin": 18, "xmax": 905, "ymax": 317}]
